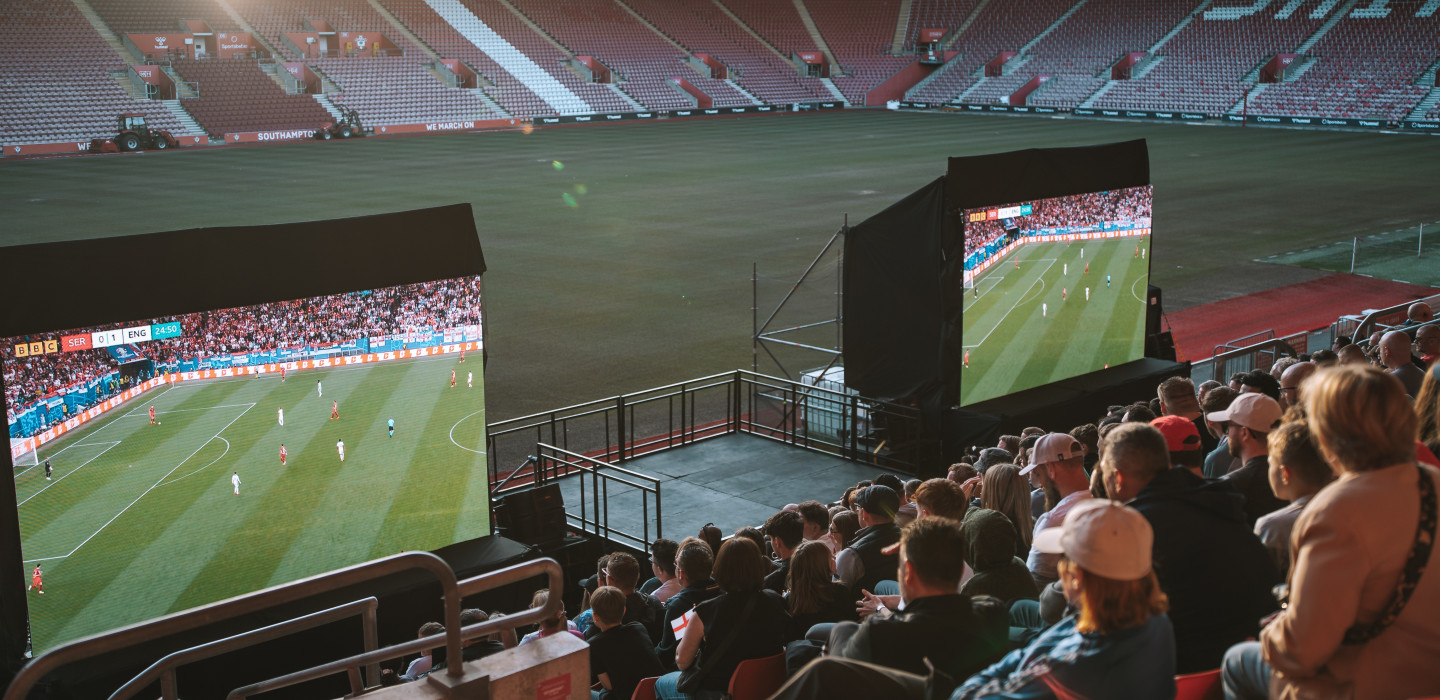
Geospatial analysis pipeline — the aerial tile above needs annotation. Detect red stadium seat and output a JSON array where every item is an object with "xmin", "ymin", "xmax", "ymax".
[
  {"xmin": 727, "ymin": 652, "xmax": 787, "ymax": 700},
  {"xmin": 1175, "ymin": 669, "xmax": 1223, "ymax": 700},
  {"xmin": 631, "ymin": 676, "xmax": 658, "ymax": 700}
]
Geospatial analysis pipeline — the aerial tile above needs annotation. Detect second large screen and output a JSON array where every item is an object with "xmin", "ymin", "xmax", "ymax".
[
  {"xmin": 960, "ymin": 186, "xmax": 1152, "ymax": 406},
  {"xmin": 5, "ymin": 275, "xmax": 487, "ymax": 652}
]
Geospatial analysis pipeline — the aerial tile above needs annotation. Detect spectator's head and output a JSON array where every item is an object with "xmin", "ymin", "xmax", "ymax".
[
  {"xmin": 604, "ymin": 552, "xmax": 641, "ymax": 593},
  {"xmin": 676, "ymin": 538, "xmax": 714, "ymax": 587},
  {"xmin": 796, "ymin": 500, "xmax": 830, "ymax": 540},
  {"xmin": 1304, "ymin": 365, "xmax": 1416, "ymax": 474},
  {"xmin": 1150, "ymin": 415, "xmax": 1203, "ymax": 473},
  {"xmin": 1267, "ymin": 421, "xmax": 1335, "ymax": 502},
  {"xmin": 458, "ymin": 608, "xmax": 488, "ymax": 645},
  {"xmin": 852, "ymin": 485, "xmax": 900, "ymax": 525},
  {"xmin": 947, "ymin": 463, "xmax": 978, "ymax": 484},
  {"xmin": 1121, "ymin": 402, "xmax": 1156, "ymax": 424},
  {"xmin": 1035, "ymin": 501, "xmax": 1168, "ymax": 635},
  {"xmin": 763, "ymin": 509, "xmax": 804, "ymax": 558},
  {"xmin": 732, "ymin": 526, "xmax": 768, "ymax": 560},
  {"xmin": 712, "ymin": 537, "xmax": 768, "ymax": 594},
  {"xmin": 529, "ymin": 589, "xmax": 565, "ymax": 632},
  {"xmin": 1279, "ymin": 361, "xmax": 1318, "ymax": 409},
  {"xmin": 912, "ymin": 478, "xmax": 968, "ymax": 521},
  {"xmin": 1416, "ymin": 325, "xmax": 1440, "ymax": 360},
  {"xmin": 1100, "ymin": 422, "xmax": 1171, "ymax": 501},
  {"xmin": 418, "ymin": 621, "xmax": 445, "ymax": 639},
  {"xmin": 903, "ymin": 478, "xmax": 922, "ymax": 502},
  {"xmin": 874, "ymin": 473, "xmax": 904, "ymax": 495},
  {"xmin": 1017, "ymin": 433, "xmax": 1040, "ymax": 466},
  {"xmin": 785, "ymin": 540, "xmax": 835, "ymax": 614},
  {"xmin": 1021, "ymin": 432, "xmax": 1086, "ymax": 503},
  {"xmin": 698, "ymin": 523, "xmax": 723, "ymax": 555},
  {"xmin": 997, "ymin": 434, "xmax": 1021, "ymax": 456},
  {"xmin": 1310, "ymin": 349, "xmax": 1339, "ymax": 367},
  {"xmin": 1201, "ymin": 385, "xmax": 1238, "ymax": 439},
  {"xmin": 1069, "ymin": 423, "xmax": 1100, "ymax": 456},
  {"xmin": 841, "ymin": 486, "xmax": 859, "ymax": 511},
  {"xmin": 1197, "ymin": 380, "xmax": 1223, "ymax": 404},
  {"xmin": 829, "ymin": 510, "xmax": 859, "ymax": 549},
  {"xmin": 980, "ymin": 463, "xmax": 1034, "ymax": 550},
  {"xmin": 1021, "ymin": 426, "xmax": 1045, "ymax": 438},
  {"xmin": 974, "ymin": 447, "xmax": 1014, "ymax": 473},
  {"xmin": 1379, "ymin": 330, "xmax": 1415, "ymax": 371},
  {"xmin": 590, "ymin": 586, "xmax": 626, "ymax": 629},
  {"xmin": 1337, "ymin": 343, "xmax": 1367, "ymax": 366},
  {"xmin": 897, "ymin": 517, "xmax": 966, "ymax": 604},
  {"xmin": 1156, "ymin": 377, "xmax": 1201, "ymax": 417},
  {"xmin": 1271, "ymin": 356, "xmax": 1300, "ymax": 380},
  {"xmin": 1207, "ymin": 392, "xmax": 1283, "ymax": 461},
  {"xmin": 650, "ymin": 538, "xmax": 679, "ymax": 579},
  {"xmin": 1333, "ymin": 335, "xmax": 1352, "ymax": 351},
  {"xmin": 1240, "ymin": 370, "xmax": 1282, "ymax": 401},
  {"xmin": 1408, "ymin": 301, "xmax": 1433, "ymax": 324}
]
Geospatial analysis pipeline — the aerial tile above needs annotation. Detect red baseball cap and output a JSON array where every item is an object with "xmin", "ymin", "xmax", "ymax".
[{"xmin": 1151, "ymin": 415, "xmax": 1201, "ymax": 452}]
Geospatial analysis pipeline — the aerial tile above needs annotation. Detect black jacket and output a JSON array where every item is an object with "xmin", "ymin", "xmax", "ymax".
[
  {"xmin": 831, "ymin": 594, "xmax": 1008, "ymax": 681},
  {"xmin": 1224, "ymin": 455, "xmax": 1288, "ymax": 527},
  {"xmin": 960, "ymin": 508, "xmax": 1040, "ymax": 605},
  {"xmin": 586, "ymin": 590, "xmax": 666, "ymax": 645},
  {"xmin": 845, "ymin": 522, "xmax": 901, "ymax": 597},
  {"xmin": 654, "ymin": 578, "xmax": 722, "ymax": 671},
  {"xmin": 764, "ymin": 557, "xmax": 792, "ymax": 594},
  {"xmin": 1129, "ymin": 468, "xmax": 1281, "ymax": 674}
]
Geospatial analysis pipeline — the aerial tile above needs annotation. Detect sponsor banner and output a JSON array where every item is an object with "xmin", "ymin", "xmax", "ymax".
[
  {"xmin": 2, "ymin": 134, "xmax": 210, "ymax": 157},
  {"xmin": 214, "ymin": 31, "xmax": 255, "ymax": 59},
  {"xmin": 1068, "ymin": 107, "xmax": 1203, "ymax": 121},
  {"xmin": 530, "ymin": 111, "xmax": 661, "ymax": 125},
  {"xmin": 1231, "ymin": 114, "xmax": 1387, "ymax": 129},
  {"xmin": 225, "ymin": 129, "xmax": 317, "ymax": 143},
  {"xmin": 955, "ymin": 103, "xmax": 1075, "ymax": 115},
  {"xmin": 667, "ymin": 104, "xmax": 828, "ymax": 118},
  {"xmin": 376, "ymin": 118, "xmax": 519, "ymax": 134},
  {"xmin": 10, "ymin": 376, "xmax": 166, "ymax": 459},
  {"xmin": 126, "ymin": 33, "xmax": 194, "ymax": 59},
  {"xmin": 965, "ymin": 228, "xmax": 1150, "ymax": 282},
  {"xmin": 1405, "ymin": 120, "xmax": 1440, "ymax": 131}
]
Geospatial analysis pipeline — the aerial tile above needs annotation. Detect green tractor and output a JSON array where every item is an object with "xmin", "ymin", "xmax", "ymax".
[
  {"xmin": 315, "ymin": 106, "xmax": 367, "ymax": 140},
  {"xmin": 90, "ymin": 113, "xmax": 180, "ymax": 153}
]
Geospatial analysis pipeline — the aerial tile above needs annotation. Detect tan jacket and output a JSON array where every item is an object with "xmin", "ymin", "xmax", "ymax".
[{"xmin": 1261, "ymin": 461, "xmax": 1440, "ymax": 700}]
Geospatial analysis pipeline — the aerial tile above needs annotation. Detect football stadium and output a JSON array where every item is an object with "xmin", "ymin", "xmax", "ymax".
[{"xmin": 2, "ymin": 1, "xmax": 1440, "ymax": 698}]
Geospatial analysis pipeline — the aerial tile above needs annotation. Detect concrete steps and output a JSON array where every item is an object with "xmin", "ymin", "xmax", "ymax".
[
  {"xmin": 70, "ymin": 0, "xmax": 136, "ymax": 65},
  {"xmin": 792, "ymin": 0, "xmax": 841, "ymax": 74},
  {"xmin": 161, "ymin": 100, "xmax": 205, "ymax": 136},
  {"xmin": 889, "ymin": 0, "xmax": 913, "ymax": 55}
]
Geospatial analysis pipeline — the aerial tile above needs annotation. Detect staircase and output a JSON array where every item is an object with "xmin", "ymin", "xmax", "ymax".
[
  {"xmin": 111, "ymin": 71, "xmax": 147, "ymax": 98},
  {"xmin": 367, "ymin": 0, "xmax": 445, "ymax": 62},
  {"xmin": 707, "ymin": 0, "xmax": 793, "ymax": 64},
  {"xmin": 212, "ymin": 0, "xmax": 287, "ymax": 59},
  {"xmin": 1018, "ymin": 0, "xmax": 1088, "ymax": 55},
  {"xmin": 609, "ymin": 84, "xmax": 644, "ymax": 110},
  {"xmin": 1406, "ymin": 87, "xmax": 1440, "ymax": 121},
  {"xmin": 161, "ymin": 66, "xmax": 199, "ymax": 98},
  {"xmin": 889, "ymin": 0, "xmax": 914, "ymax": 55},
  {"xmin": 792, "ymin": 0, "xmax": 841, "ymax": 72},
  {"xmin": 1227, "ymin": 83, "xmax": 1268, "ymax": 114},
  {"xmin": 424, "ymin": 0, "xmax": 590, "ymax": 115},
  {"xmin": 161, "ymin": 100, "xmax": 205, "ymax": 136},
  {"xmin": 70, "ymin": 0, "xmax": 137, "ymax": 65},
  {"xmin": 1077, "ymin": 0, "xmax": 1209, "ymax": 109},
  {"xmin": 313, "ymin": 94, "xmax": 343, "ymax": 121},
  {"xmin": 469, "ymin": 88, "xmax": 511, "ymax": 118},
  {"xmin": 818, "ymin": 77, "xmax": 848, "ymax": 103},
  {"xmin": 726, "ymin": 79, "xmax": 764, "ymax": 105},
  {"xmin": 1149, "ymin": 0, "xmax": 1212, "ymax": 54},
  {"xmin": 613, "ymin": 0, "xmax": 691, "ymax": 54},
  {"xmin": 260, "ymin": 62, "xmax": 302, "ymax": 93},
  {"xmin": 1295, "ymin": 0, "xmax": 1361, "ymax": 53},
  {"xmin": 942, "ymin": 0, "xmax": 994, "ymax": 51},
  {"xmin": 905, "ymin": 58, "xmax": 958, "ymax": 99}
]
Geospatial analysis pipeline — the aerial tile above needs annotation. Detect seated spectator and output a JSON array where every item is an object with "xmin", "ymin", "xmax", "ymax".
[
  {"xmin": 1209, "ymin": 392, "xmax": 1289, "ymax": 525},
  {"xmin": 1337, "ymin": 343, "xmax": 1368, "ymax": 365},
  {"xmin": 1279, "ymin": 361, "xmax": 1318, "ymax": 410},
  {"xmin": 826, "ymin": 510, "xmax": 859, "ymax": 554},
  {"xmin": 873, "ymin": 473, "xmax": 905, "ymax": 496},
  {"xmin": 1416, "ymin": 324, "xmax": 1440, "ymax": 367},
  {"xmin": 835, "ymin": 485, "xmax": 901, "ymax": 596},
  {"xmin": 763, "ymin": 510, "xmax": 804, "ymax": 593},
  {"xmin": 655, "ymin": 539, "xmax": 722, "ymax": 670},
  {"xmin": 1158, "ymin": 376, "xmax": 1219, "ymax": 455},
  {"xmin": 1381, "ymin": 330, "xmax": 1426, "ymax": 396},
  {"xmin": 997, "ymin": 434, "xmax": 1021, "ymax": 456},
  {"xmin": 1022, "ymin": 433, "xmax": 1092, "ymax": 587},
  {"xmin": 586, "ymin": 553, "xmax": 666, "ymax": 645},
  {"xmin": 974, "ymin": 447, "xmax": 1013, "ymax": 473},
  {"xmin": 1101, "ymin": 422, "xmax": 1279, "ymax": 674},
  {"xmin": 912, "ymin": 477, "xmax": 968, "ymax": 521},
  {"xmin": 1151, "ymin": 414, "xmax": 1204, "ymax": 475},
  {"xmin": 953, "ymin": 501, "xmax": 1177, "ymax": 699},
  {"xmin": 642, "ymin": 538, "xmax": 682, "ymax": 603},
  {"xmin": 1122, "ymin": 402, "xmax": 1156, "ymax": 423},
  {"xmin": 796, "ymin": 500, "xmax": 830, "ymax": 541},
  {"xmin": 1202, "ymin": 385, "xmax": 1241, "ymax": 479},
  {"xmin": 1255, "ymin": 421, "xmax": 1334, "ymax": 579},
  {"xmin": 588, "ymin": 586, "xmax": 666, "ymax": 700},
  {"xmin": 698, "ymin": 523, "xmax": 723, "ymax": 555},
  {"xmin": 1309, "ymin": 348, "xmax": 1339, "ymax": 367},
  {"xmin": 960, "ymin": 507, "xmax": 1040, "ymax": 606},
  {"xmin": 1240, "ymin": 369, "xmax": 1283, "ymax": 401},
  {"xmin": 655, "ymin": 538, "xmax": 793, "ymax": 700},
  {"xmin": 401, "ymin": 621, "xmax": 445, "ymax": 680},
  {"xmin": 785, "ymin": 540, "xmax": 856, "ymax": 634},
  {"xmin": 1225, "ymin": 365, "xmax": 1440, "ymax": 700},
  {"xmin": 433, "ymin": 608, "xmax": 503, "ymax": 670},
  {"xmin": 947, "ymin": 463, "xmax": 977, "ymax": 484},
  {"xmin": 1070, "ymin": 423, "xmax": 1101, "ymax": 473},
  {"xmin": 1198, "ymin": 379, "xmax": 1223, "ymax": 403},
  {"xmin": 520, "ymin": 589, "xmax": 584, "ymax": 645},
  {"xmin": 895, "ymin": 479, "xmax": 921, "ymax": 527},
  {"xmin": 965, "ymin": 464, "xmax": 1034, "ymax": 556}
]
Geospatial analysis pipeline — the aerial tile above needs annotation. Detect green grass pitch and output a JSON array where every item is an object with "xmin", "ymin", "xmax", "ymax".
[
  {"xmin": 17, "ymin": 355, "xmax": 487, "ymax": 651},
  {"xmin": 962, "ymin": 237, "xmax": 1149, "ymax": 406}
]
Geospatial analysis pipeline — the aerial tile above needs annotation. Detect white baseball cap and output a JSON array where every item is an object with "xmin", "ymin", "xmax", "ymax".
[
  {"xmin": 1020, "ymin": 432, "xmax": 1084, "ymax": 475},
  {"xmin": 1205, "ymin": 392, "xmax": 1282, "ymax": 432},
  {"xmin": 1033, "ymin": 500, "xmax": 1153, "ymax": 581}
]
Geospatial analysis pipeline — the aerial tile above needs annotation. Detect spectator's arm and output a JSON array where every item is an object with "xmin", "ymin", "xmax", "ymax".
[
  {"xmin": 675, "ymin": 614, "xmax": 704, "ymax": 670},
  {"xmin": 834, "ymin": 549, "xmax": 863, "ymax": 589}
]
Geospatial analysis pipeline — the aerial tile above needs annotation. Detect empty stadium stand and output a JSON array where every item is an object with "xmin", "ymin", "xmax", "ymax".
[
  {"xmin": 901, "ymin": 0, "xmax": 982, "ymax": 53},
  {"xmin": 86, "ymin": 0, "xmax": 239, "ymax": 36},
  {"xmin": 0, "ymin": 0, "xmax": 198, "ymax": 145},
  {"xmin": 172, "ymin": 57, "xmax": 333, "ymax": 135},
  {"xmin": 315, "ymin": 57, "xmax": 494, "ymax": 126},
  {"xmin": 235, "ymin": 0, "xmax": 427, "ymax": 61},
  {"xmin": 908, "ymin": 0, "xmax": 1075, "ymax": 104},
  {"xmin": 806, "ymin": 0, "xmax": 915, "ymax": 104}
]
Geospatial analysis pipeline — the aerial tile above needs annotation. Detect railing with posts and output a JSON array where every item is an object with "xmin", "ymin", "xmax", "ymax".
[
  {"xmin": 485, "ymin": 370, "xmax": 924, "ymax": 497},
  {"xmin": 1191, "ymin": 335, "xmax": 1306, "ymax": 384},
  {"xmin": 495, "ymin": 443, "xmax": 662, "ymax": 550},
  {"xmin": 1341, "ymin": 291, "xmax": 1440, "ymax": 345},
  {"xmin": 4, "ymin": 554, "xmax": 564, "ymax": 700}
]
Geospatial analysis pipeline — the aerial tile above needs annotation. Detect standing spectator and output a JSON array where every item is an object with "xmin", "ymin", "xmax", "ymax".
[
  {"xmin": 1202, "ymin": 386, "xmax": 1242, "ymax": 478},
  {"xmin": 1208, "ymin": 393, "xmax": 1288, "ymax": 526},
  {"xmin": 1022, "ymin": 433, "xmax": 1092, "ymax": 587},
  {"xmin": 1279, "ymin": 361, "xmax": 1318, "ymax": 410},
  {"xmin": 654, "ymin": 539, "xmax": 792, "ymax": 700},
  {"xmin": 762, "ymin": 510, "xmax": 804, "ymax": 593},
  {"xmin": 835, "ymin": 486, "xmax": 901, "ymax": 596},
  {"xmin": 1100, "ymin": 422, "xmax": 1279, "ymax": 674},
  {"xmin": 1415, "ymin": 325, "xmax": 1440, "ymax": 367},
  {"xmin": 588, "ymin": 586, "xmax": 666, "ymax": 700},
  {"xmin": 1255, "ymin": 422, "xmax": 1334, "ymax": 580},
  {"xmin": 1224, "ymin": 365, "xmax": 1440, "ymax": 700},
  {"xmin": 1157, "ymin": 376, "xmax": 1220, "ymax": 455}
]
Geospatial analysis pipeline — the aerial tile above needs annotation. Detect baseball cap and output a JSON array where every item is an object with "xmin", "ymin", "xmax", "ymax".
[
  {"xmin": 1021, "ymin": 433, "xmax": 1084, "ymax": 475},
  {"xmin": 853, "ymin": 485, "xmax": 900, "ymax": 518},
  {"xmin": 1205, "ymin": 392, "xmax": 1282, "ymax": 432},
  {"xmin": 1151, "ymin": 415, "xmax": 1201, "ymax": 452},
  {"xmin": 1033, "ymin": 500, "xmax": 1153, "ymax": 581}
]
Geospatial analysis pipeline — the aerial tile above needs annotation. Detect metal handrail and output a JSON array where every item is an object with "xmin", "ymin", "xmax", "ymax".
[
  {"xmin": 227, "ymin": 558, "xmax": 564, "ymax": 700},
  {"xmin": 109, "ymin": 597, "xmax": 380, "ymax": 700},
  {"xmin": 532, "ymin": 443, "xmax": 662, "ymax": 549},
  {"xmin": 1351, "ymin": 292, "xmax": 1440, "ymax": 342},
  {"xmin": 3, "ymin": 552, "xmax": 465, "ymax": 700}
]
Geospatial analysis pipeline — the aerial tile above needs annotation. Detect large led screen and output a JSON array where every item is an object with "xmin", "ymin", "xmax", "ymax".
[{"xmin": 960, "ymin": 186, "xmax": 1152, "ymax": 406}]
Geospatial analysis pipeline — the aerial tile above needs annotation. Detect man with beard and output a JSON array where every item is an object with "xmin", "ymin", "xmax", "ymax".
[
  {"xmin": 1020, "ymin": 433, "xmax": 1092, "ymax": 587},
  {"xmin": 1208, "ymin": 393, "xmax": 1287, "ymax": 527}
]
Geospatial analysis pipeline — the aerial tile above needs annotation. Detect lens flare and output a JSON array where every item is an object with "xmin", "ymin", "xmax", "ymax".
[
  {"xmin": 552, "ymin": 160, "xmax": 564, "ymax": 170},
  {"xmin": 562, "ymin": 192, "xmax": 578, "ymax": 208},
  {"xmin": 575, "ymin": 184, "xmax": 588, "ymax": 195}
]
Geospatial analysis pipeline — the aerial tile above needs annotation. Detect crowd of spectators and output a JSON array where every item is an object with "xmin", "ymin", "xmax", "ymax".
[
  {"xmin": 387, "ymin": 315, "xmax": 1440, "ymax": 699},
  {"xmin": 963, "ymin": 186, "xmax": 1153, "ymax": 257},
  {"xmin": 3, "ymin": 277, "xmax": 482, "ymax": 424}
]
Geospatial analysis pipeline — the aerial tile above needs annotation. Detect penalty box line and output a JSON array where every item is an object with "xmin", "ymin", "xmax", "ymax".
[
  {"xmin": 964, "ymin": 257, "xmax": 1059, "ymax": 350},
  {"xmin": 21, "ymin": 402, "xmax": 255, "ymax": 564},
  {"xmin": 15, "ymin": 442, "xmax": 122, "ymax": 505}
]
